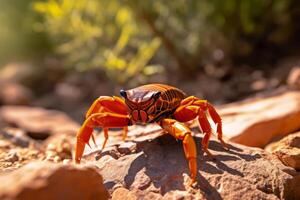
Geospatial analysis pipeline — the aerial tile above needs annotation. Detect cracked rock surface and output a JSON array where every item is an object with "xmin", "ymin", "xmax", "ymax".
[
  {"xmin": 266, "ymin": 131, "xmax": 300, "ymax": 170},
  {"xmin": 83, "ymin": 134, "xmax": 300, "ymax": 200},
  {"xmin": 1, "ymin": 104, "xmax": 300, "ymax": 199}
]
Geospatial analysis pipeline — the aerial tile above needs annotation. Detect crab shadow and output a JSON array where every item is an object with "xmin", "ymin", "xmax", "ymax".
[{"xmin": 107, "ymin": 134, "xmax": 262, "ymax": 196}]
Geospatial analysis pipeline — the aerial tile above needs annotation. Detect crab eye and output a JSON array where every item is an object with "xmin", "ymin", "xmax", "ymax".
[
  {"xmin": 120, "ymin": 89, "xmax": 127, "ymax": 99},
  {"xmin": 152, "ymin": 91, "xmax": 161, "ymax": 100}
]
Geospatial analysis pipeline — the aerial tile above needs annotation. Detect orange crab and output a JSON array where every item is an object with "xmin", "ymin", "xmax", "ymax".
[{"xmin": 75, "ymin": 83, "xmax": 227, "ymax": 183}]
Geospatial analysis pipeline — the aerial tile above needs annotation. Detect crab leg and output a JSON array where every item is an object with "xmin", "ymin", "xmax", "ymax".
[
  {"xmin": 102, "ymin": 128, "xmax": 109, "ymax": 150},
  {"xmin": 85, "ymin": 96, "xmax": 128, "ymax": 118},
  {"xmin": 75, "ymin": 112, "xmax": 130, "ymax": 163},
  {"xmin": 174, "ymin": 96, "xmax": 227, "ymax": 156},
  {"xmin": 198, "ymin": 109, "xmax": 213, "ymax": 157},
  {"xmin": 122, "ymin": 126, "xmax": 128, "ymax": 141},
  {"xmin": 86, "ymin": 95, "xmax": 130, "ymax": 144},
  {"xmin": 205, "ymin": 103, "xmax": 227, "ymax": 148},
  {"xmin": 195, "ymin": 100, "xmax": 227, "ymax": 149},
  {"xmin": 160, "ymin": 118, "xmax": 197, "ymax": 184}
]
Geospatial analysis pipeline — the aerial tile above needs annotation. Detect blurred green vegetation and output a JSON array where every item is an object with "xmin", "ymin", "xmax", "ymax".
[
  {"xmin": 130, "ymin": 0, "xmax": 300, "ymax": 73},
  {"xmin": 34, "ymin": 0, "xmax": 163, "ymax": 84},
  {"xmin": 1, "ymin": 0, "xmax": 299, "ymax": 85},
  {"xmin": 0, "ymin": 0, "xmax": 51, "ymax": 66}
]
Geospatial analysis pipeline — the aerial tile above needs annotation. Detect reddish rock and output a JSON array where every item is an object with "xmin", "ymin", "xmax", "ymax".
[
  {"xmin": 86, "ymin": 134, "xmax": 300, "ymax": 200},
  {"xmin": 111, "ymin": 187, "xmax": 164, "ymax": 200},
  {"xmin": 0, "ymin": 83, "xmax": 33, "ymax": 105},
  {"xmin": 266, "ymin": 131, "xmax": 300, "ymax": 170},
  {"xmin": 43, "ymin": 134, "xmax": 74, "ymax": 162},
  {"xmin": 287, "ymin": 67, "xmax": 300, "ymax": 89},
  {"xmin": 0, "ymin": 162, "xmax": 109, "ymax": 200},
  {"xmin": 0, "ymin": 63, "xmax": 34, "ymax": 84},
  {"xmin": 1, "ymin": 127, "xmax": 31, "ymax": 147},
  {"xmin": 0, "ymin": 147, "xmax": 41, "ymax": 172},
  {"xmin": 82, "ymin": 124, "xmax": 164, "ymax": 157},
  {"xmin": 54, "ymin": 83, "xmax": 84, "ymax": 107},
  {"xmin": 219, "ymin": 90, "xmax": 300, "ymax": 147},
  {"xmin": 0, "ymin": 139, "xmax": 11, "ymax": 149},
  {"xmin": 118, "ymin": 142, "xmax": 137, "ymax": 155},
  {"xmin": 0, "ymin": 106, "xmax": 79, "ymax": 139},
  {"xmin": 111, "ymin": 188, "xmax": 137, "ymax": 200}
]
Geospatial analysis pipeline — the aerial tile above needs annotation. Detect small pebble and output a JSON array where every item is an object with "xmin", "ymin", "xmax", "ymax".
[
  {"xmin": 118, "ymin": 142, "xmax": 137, "ymax": 154},
  {"xmin": 5, "ymin": 152, "xmax": 19, "ymax": 163},
  {"xmin": 46, "ymin": 144, "xmax": 56, "ymax": 151},
  {"xmin": 63, "ymin": 159, "xmax": 72, "ymax": 165},
  {"xmin": 54, "ymin": 156, "xmax": 61, "ymax": 163},
  {"xmin": 0, "ymin": 140, "xmax": 10, "ymax": 149}
]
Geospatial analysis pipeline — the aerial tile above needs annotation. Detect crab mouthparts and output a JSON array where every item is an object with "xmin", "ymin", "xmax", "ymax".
[{"xmin": 132, "ymin": 110, "xmax": 148, "ymax": 123}]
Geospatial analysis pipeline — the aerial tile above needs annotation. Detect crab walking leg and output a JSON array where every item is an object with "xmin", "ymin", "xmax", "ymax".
[
  {"xmin": 174, "ymin": 97, "xmax": 227, "ymax": 150},
  {"xmin": 206, "ymin": 103, "xmax": 227, "ymax": 148},
  {"xmin": 85, "ymin": 96, "xmax": 128, "ymax": 118},
  {"xmin": 197, "ymin": 109, "xmax": 214, "ymax": 157},
  {"xmin": 101, "ymin": 128, "xmax": 109, "ymax": 150},
  {"xmin": 82, "ymin": 95, "xmax": 129, "ymax": 150},
  {"xmin": 160, "ymin": 119, "xmax": 197, "ymax": 183},
  {"xmin": 174, "ymin": 104, "xmax": 214, "ymax": 157},
  {"xmin": 75, "ymin": 112, "xmax": 130, "ymax": 163},
  {"xmin": 122, "ymin": 126, "xmax": 128, "ymax": 141},
  {"xmin": 100, "ymin": 126, "xmax": 128, "ymax": 150},
  {"xmin": 194, "ymin": 100, "xmax": 227, "ymax": 149}
]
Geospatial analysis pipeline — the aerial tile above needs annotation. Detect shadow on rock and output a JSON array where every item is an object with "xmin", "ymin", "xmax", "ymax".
[
  {"xmin": 113, "ymin": 134, "xmax": 259, "ymax": 194},
  {"xmin": 93, "ymin": 133, "xmax": 297, "ymax": 199},
  {"xmin": 195, "ymin": 174, "xmax": 223, "ymax": 200}
]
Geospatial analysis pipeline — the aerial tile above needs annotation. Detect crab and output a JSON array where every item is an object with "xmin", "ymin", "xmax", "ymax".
[{"xmin": 75, "ymin": 83, "xmax": 227, "ymax": 184}]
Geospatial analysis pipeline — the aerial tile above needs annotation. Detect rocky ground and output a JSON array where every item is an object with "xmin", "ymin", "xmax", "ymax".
[
  {"xmin": 0, "ymin": 87, "xmax": 300, "ymax": 199},
  {"xmin": 1, "ymin": 24, "xmax": 300, "ymax": 199}
]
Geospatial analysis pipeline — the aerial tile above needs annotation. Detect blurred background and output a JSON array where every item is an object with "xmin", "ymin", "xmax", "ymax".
[{"xmin": 1, "ymin": 0, "xmax": 300, "ymax": 121}]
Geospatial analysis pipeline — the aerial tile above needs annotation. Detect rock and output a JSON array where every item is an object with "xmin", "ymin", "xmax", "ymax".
[
  {"xmin": 118, "ymin": 142, "xmax": 137, "ymax": 155},
  {"xmin": 219, "ymin": 90, "xmax": 300, "ymax": 147},
  {"xmin": 82, "ymin": 124, "xmax": 164, "ymax": 157},
  {"xmin": 86, "ymin": 134, "xmax": 300, "ymax": 199},
  {"xmin": 0, "ymin": 162, "xmax": 109, "ymax": 200},
  {"xmin": 111, "ymin": 187, "xmax": 164, "ymax": 200},
  {"xmin": 0, "ymin": 147, "xmax": 42, "ymax": 172},
  {"xmin": 111, "ymin": 188, "xmax": 138, "ymax": 200},
  {"xmin": 287, "ymin": 67, "xmax": 300, "ymax": 89},
  {"xmin": 0, "ymin": 83, "xmax": 33, "ymax": 105},
  {"xmin": 251, "ymin": 79, "xmax": 268, "ymax": 91},
  {"xmin": 0, "ymin": 139, "xmax": 11, "ymax": 149},
  {"xmin": 43, "ymin": 134, "xmax": 74, "ymax": 162},
  {"xmin": 4, "ymin": 152, "xmax": 19, "ymax": 163},
  {"xmin": 1, "ymin": 127, "xmax": 31, "ymax": 147},
  {"xmin": 0, "ymin": 62, "xmax": 34, "ymax": 84},
  {"xmin": 0, "ymin": 106, "xmax": 80, "ymax": 139},
  {"xmin": 271, "ymin": 56, "xmax": 300, "ymax": 87},
  {"xmin": 265, "ymin": 131, "xmax": 300, "ymax": 170},
  {"xmin": 54, "ymin": 83, "xmax": 84, "ymax": 108}
]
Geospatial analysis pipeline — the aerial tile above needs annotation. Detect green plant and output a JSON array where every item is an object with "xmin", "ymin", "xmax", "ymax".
[
  {"xmin": 0, "ymin": 0, "xmax": 49, "ymax": 66},
  {"xmin": 34, "ymin": 0, "xmax": 300, "ymax": 81},
  {"xmin": 129, "ymin": 0, "xmax": 298, "ymax": 74},
  {"xmin": 34, "ymin": 0, "xmax": 162, "ymax": 84}
]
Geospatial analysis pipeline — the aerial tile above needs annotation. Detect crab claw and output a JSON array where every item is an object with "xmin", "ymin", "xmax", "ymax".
[
  {"xmin": 75, "ymin": 112, "xmax": 130, "ymax": 163},
  {"xmin": 75, "ymin": 124, "xmax": 94, "ymax": 164}
]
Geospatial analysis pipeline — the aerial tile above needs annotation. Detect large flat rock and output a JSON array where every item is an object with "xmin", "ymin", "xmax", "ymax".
[
  {"xmin": 0, "ymin": 106, "xmax": 79, "ymax": 139},
  {"xmin": 0, "ymin": 162, "xmax": 108, "ymax": 200},
  {"xmin": 266, "ymin": 131, "xmax": 300, "ymax": 170},
  {"xmin": 83, "ymin": 134, "xmax": 300, "ymax": 200},
  {"xmin": 220, "ymin": 90, "xmax": 300, "ymax": 147}
]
